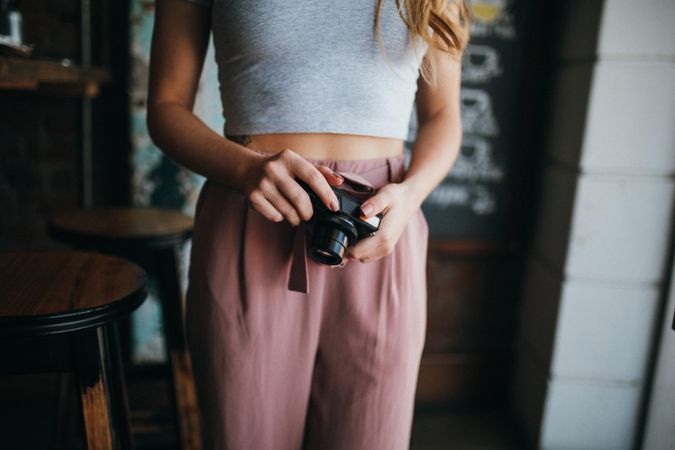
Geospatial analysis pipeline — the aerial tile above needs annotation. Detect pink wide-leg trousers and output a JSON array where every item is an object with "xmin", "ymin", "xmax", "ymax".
[{"xmin": 184, "ymin": 153, "xmax": 429, "ymax": 450}]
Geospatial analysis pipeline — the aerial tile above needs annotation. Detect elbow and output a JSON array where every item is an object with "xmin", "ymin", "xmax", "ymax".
[
  {"xmin": 146, "ymin": 101, "xmax": 171, "ymax": 150},
  {"xmin": 146, "ymin": 98, "xmax": 194, "ymax": 149},
  {"xmin": 146, "ymin": 103, "xmax": 161, "ymax": 147}
]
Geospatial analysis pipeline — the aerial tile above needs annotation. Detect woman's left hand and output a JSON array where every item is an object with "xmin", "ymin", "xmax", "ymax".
[{"xmin": 345, "ymin": 182, "xmax": 421, "ymax": 263}]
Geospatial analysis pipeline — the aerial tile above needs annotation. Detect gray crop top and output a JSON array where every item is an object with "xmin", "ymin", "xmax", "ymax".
[{"xmin": 182, "ymin": 0, "xmax": 429, "ymax": 140}]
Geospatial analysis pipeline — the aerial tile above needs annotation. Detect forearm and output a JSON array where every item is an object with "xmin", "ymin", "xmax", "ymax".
[
  {"xmin": 402, "ymin": 111, "xmax": 462, "ymax": 205},
  {"xmin": 146, "ymin": 101, "xmax": 263, "ymax": 190}
]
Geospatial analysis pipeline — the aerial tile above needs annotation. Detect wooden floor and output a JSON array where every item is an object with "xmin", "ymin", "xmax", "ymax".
[{"xmin": 0, "ymin": 371, "xmax": 527, "ymax": 449}]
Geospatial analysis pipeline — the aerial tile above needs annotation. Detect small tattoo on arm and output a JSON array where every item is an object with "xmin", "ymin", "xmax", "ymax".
[{"xmin": 227, "ymin": 134, "xmax": 251, "ymax": 147}]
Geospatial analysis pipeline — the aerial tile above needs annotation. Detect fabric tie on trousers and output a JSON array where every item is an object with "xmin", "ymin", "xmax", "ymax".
[
  {"xmin": 286, "ymin": 166, "xmax": 399, "ymax": 294},
  {"xmin": 288, "ymin": 221, "xmax": 310, "ymax": 293}
]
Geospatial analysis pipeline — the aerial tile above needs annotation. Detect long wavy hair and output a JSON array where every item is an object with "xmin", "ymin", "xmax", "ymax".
[{"xmin": 374, "ymin": 0, "xmax": 471, "ymax": 87}]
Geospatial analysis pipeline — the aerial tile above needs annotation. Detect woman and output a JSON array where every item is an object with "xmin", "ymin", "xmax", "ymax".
[{"xmin": 147, "ymin": 0, "xmax": 469, "ymax": 448}]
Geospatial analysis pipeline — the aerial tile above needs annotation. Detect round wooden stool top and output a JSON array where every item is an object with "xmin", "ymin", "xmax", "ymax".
[
  {"xmin": 48, "ymin": 207, "xmax": 194, "ymax": 248},
  {"xmin": 0, "ymin": 251, "xmax": 147, "ymax": 337}
]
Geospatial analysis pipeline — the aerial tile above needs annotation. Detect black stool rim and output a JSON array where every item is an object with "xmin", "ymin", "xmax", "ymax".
[
  {"xmin": 0, "ymin": 286, "xmax": 147, "ymax": 338},
  {"xmin": 47, "ymin": 225, "xmax": 193, "ymax": 249},
  {"xmin": 47, "ymin": 207, "xmax": 194, "ymax": 249},
  {"xmin": 0, "ymin": 250, "xmax": 148, "ymax": 338}
]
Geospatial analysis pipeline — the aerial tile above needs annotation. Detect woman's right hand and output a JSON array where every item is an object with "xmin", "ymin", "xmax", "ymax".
[{"xmin": 241, "ymin": 149, "xmax": 344, "ymax": 226}]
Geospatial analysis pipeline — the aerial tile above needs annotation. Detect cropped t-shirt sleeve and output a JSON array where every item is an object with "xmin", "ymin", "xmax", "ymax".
[{"xmin": 180, "ymin": 0, "xmax": 211, "ymax": 8}]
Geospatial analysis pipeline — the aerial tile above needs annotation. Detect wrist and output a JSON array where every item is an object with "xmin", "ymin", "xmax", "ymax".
[
  {"xmin": 400, "ymin": 175, "xmax": 430, "ymax": 207},
  {"xmin": 236, "ymin": 150, "xmax": 266, "ymax": 192},
  {"xmin": 212, "ymin": 142, "xmax": 265, "ymax": 192}
]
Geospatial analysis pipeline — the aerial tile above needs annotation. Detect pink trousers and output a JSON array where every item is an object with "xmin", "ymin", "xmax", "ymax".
[{"xmin": 185, "ymin": 153, "xmax": 429, "ymax": 450}]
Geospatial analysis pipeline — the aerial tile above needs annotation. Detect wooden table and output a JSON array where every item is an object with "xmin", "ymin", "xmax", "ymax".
[
  {"xmin": 48, "ymin": 207, "xmax": 201, "ymax": 450},
  {"xmin": 0, "ymin": 250, "xmax": 147, "ymax": 450},
  {"xmin": 48, "ymin": 207, "xmax": 193, "ymax": 249}
]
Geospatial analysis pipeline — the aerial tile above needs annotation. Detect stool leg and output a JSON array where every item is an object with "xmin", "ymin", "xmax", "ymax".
[
  {"xmin": 72, "ymin": 326, "xmax": 114, "ymax": 450},
  {"xmin": 103, "ymin": 322, "xmax": 135, "ymax": 450},
  {"xmin": 51, "ymin": 372, "xmax": 76, "ymax": 450},
  {"xmin": 155, "ymin": 245, "xmax": 202, "ymax": 450}
]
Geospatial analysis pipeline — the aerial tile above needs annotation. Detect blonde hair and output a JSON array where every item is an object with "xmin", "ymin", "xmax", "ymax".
[{"xmin": 374, "ymin": 0, "xmax": 471, "ymax": 87}]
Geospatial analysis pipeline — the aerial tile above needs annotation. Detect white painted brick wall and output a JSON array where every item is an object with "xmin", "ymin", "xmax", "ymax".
[
  {"xmin": 551, "ymin": 280, "xmax": 660, "ymax": 381},
  {"xmin": 565, "ymin": 174, "xmax": 675, "ymax": 283},
  {"xmin": 598, "ymin": 0, "xmax": 675, "ymax": 58},
  {"xmin": 513, "ymin": 1, "xmax": 675, "ymax": 448},
  {"xmin": 541, "ymin": 378, "xmax": 642, "ymax": 450},
  {"xmin": 582, "ymin": 61, "xmax": 675, "ymax": 175}
]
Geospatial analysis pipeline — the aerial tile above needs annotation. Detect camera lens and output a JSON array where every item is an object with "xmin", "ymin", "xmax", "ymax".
[
  {"xmin": 314, "ymin": 249, "xmax": 336, "ymax": 259},
  {"xmin": 308, "ymin": 213, "xmax": 357, "ymax": 265}
]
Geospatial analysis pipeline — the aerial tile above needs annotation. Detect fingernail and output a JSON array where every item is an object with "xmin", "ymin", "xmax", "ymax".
[
  {"xmin": 331, "ymin": 198, "xmax": 340, "ymax": 211},
  {"xmin": 331, "ymin": 170, "xmax": 344, "ymax": 182},
  {"xmin": 361, "ymin": 203, "xmax": 373, "ymax": 217}
]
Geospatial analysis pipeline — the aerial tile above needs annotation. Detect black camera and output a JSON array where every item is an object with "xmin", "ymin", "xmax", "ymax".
[{"xmin": 296, "ymin": 178, "xmax": 383, "ymax": 265}]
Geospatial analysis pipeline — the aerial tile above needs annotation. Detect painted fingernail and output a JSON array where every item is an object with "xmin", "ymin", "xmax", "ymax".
[
  {"xmin": 331, "ymin": 170, "xmax": 344, "ymax": 182},
  {"xmin": 361, "ymin": 203, "xmax": 374, "ymax": 217}
]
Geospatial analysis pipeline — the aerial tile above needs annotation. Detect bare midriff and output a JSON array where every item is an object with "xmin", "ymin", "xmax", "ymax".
[{"xmin": 227, "ymin": 132, "xmax": 406, "ymax": 161}]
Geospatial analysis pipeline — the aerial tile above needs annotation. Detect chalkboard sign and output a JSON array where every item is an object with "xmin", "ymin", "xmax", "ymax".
[{"xmin": 406, "ymin": 0, "xmax": 529, "ymax": 244}]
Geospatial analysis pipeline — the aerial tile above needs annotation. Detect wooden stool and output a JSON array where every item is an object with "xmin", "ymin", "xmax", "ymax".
[
  {"xmin": 0, "ymin": 250, "xmax": 147, "ymax": 450},
  {"xmin": 47, "ymin": 207, "xmax": 201, "ymax": 450}
]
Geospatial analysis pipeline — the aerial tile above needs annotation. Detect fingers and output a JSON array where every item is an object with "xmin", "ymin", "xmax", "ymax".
[
  {"xmin": 316, "ymin": 165, "xmax": 345, "ymax": 186},
  {"xmin": 288, "ymin": 155, "xmax": 340, "ymax": 212},
  {"xmin": 248, "ymin": 190, "xmax": 284, "ymax": 223},
  {"xmin": 246, "ymin": 148, "xmax": 341, "ymax": 225},
  {"xmin": 346, "ymin": 229, "xmax": 396, "ymax": 263},
  {"xmin": 360, "ymin": 189, "xmax": 392, "ymax": 218},
  {"xmin": 347, "ymin": 186, "xmax": 406, "ymax": 262},
  {"xmin": 275, "ymin": 178, "xmax": 314, "ymax": 222},
  {"xmin": 264, "ymin": 182, "xmax": 303, "ymax": 225}
]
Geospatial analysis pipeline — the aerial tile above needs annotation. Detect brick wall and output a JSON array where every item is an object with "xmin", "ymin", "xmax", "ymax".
[{"xmin": 512, "ymin": 1, "xmax": 675, "ymax": 448}]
